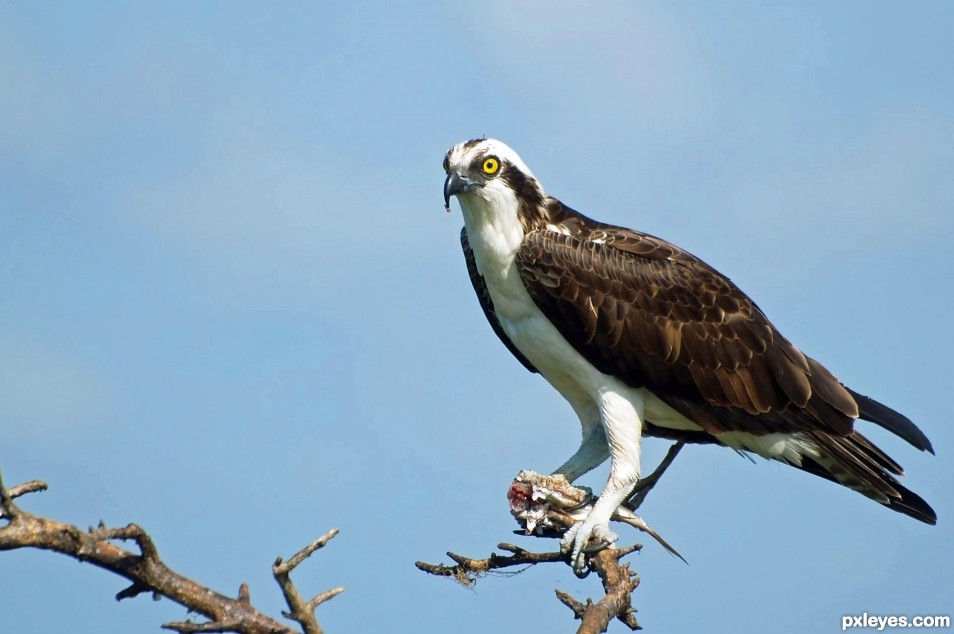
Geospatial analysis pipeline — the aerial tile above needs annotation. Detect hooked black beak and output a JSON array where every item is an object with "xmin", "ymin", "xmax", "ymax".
[{"xmin": 443, "ymin": 172, "xmax": 480, "ymax": 211}]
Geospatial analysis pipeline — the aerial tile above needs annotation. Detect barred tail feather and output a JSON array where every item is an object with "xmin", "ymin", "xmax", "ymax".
[{"xmin": 797, "ymin": 430, "xmax": 936, "ymax": 525}]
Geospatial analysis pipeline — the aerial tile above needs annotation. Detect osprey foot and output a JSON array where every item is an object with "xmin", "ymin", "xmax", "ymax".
[{"xmin": 561, "ymin": 520, "xmax": 619, "ymax": 575}]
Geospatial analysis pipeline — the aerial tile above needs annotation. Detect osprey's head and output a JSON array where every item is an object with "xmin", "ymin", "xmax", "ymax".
[{"xmin": 442, "ymin": 138, "xmax": 543, "ymax": 214}]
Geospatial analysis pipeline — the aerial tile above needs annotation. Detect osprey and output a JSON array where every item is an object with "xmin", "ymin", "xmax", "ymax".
[{"xmin": 442, "ymin": 138, "xmax": 936, "ymax": 573}]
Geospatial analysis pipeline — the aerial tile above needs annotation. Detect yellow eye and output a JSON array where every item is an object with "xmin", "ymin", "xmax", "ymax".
[{"xmin": 482, "ymin": 156, "xmax": 500, "ymax": 175}]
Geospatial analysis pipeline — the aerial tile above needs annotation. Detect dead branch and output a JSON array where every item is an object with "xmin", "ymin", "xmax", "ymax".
[
  {"xmin": 417, "ymin": 442, "xmax": 685, "ymax": 632},
  {"xmin": 0, "ymin": 471, "xmax": 341, "ymax": 634},
  {"xmin": 273, "ymin": 530, "xmax": 346, "ymax": 634},
  {"xmin": 554, "ymin": 546, "xmax": 642, "ymax": 632},
  {"xmin": 571, "ymin": 547, "xmax": 641, "ymax": 632},
  {"xmin": 417, "ymin": 542, "xmax": 643, "ymax": 632},
  {"xmin": 415, "ymin": 542, "xmax": 569, "ymax": 585}
]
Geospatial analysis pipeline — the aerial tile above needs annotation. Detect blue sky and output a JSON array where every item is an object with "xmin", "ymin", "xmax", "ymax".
[{"xmin": 2, "ymin": 2, "xmax": 952, "ymax": 632}]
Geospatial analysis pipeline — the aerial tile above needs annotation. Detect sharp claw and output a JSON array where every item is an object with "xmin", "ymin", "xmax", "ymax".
[
  {"xmin": 570, "ymin": 545, "xmax": 589, "ymax": 577},
  {"xmin": 562, "ymin": 520, "xmax": 618, "ymax": 576},
  {"xmin": 562, "ymin": 490, "xmax": 595, "ymax": 513},
  {"xmin": 560, "ymin": 523, "xmax": 580, "ymax": 551},
  {"xmin": 583, "ymin": 539, "xmax": 610, "ymax": 553}
]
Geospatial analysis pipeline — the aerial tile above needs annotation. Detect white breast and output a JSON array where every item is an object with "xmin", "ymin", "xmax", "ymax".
[{"xmin": 458, "ymin": 188, "xmax": 625, "ymax": 417}]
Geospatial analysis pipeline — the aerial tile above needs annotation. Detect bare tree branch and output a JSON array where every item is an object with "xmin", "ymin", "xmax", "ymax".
[
  {"xmin": 575, "ymin": 547, "xmax": 641, "ymax": 632},
  {"xmin": 273, "ymin": 529, "xmax": 346, "ymax": 634},
  {"xmin": 0, "ymin": 471, "xmax": 341, "ymax": 634},
  {"xmin": 554, "ymin": 547, "xmax": 643, "ymax": 632},
  {"xmin": 2, "ymin": 442, "xmax": 683, "ymax": 631},
  {"xmin": 415, "ymin": 542, "xmax": 569, "ymax": 585},
  {"xmin": 418, "ymin": 442, "xmax": 685, "ymax": 632},
  {"xmin": 418, "ymin": 542, "xmax": 643, "ymax": 632},
  {"xmin": 161, "ymin": 620, "xmax": 247, "ymax": 633}
]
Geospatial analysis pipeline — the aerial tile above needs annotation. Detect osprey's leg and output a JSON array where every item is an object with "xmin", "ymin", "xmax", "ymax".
[
  {"xmin": 562, "ymin": 390, "xmax": 642, "ymax": 574},
  {"xmin": 553, "ymin": 407, "xmax": 609, "ymax": 482}
]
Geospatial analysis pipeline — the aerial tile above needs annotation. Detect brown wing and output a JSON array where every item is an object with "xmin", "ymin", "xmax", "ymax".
[
  {"xmin": 515, "ymin": 227, "xmax": 861, "ymax": 437},
  {"xmin": 461, "ymin": 228, "xmax": 539, "ymax": 374}
]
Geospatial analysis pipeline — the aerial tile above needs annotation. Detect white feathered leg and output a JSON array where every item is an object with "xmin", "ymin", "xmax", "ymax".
[
  {"xmin": 553, "ymin": 402, "xmax": 608, "ymax": 482},
  {"xmin": 562, "ymin": 390, "xmax": 643, "ymax": 574}
]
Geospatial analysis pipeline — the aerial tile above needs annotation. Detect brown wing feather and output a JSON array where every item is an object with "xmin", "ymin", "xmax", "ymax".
[{"xmin": 515, "ymin": 225, "xmax": 858, "ymax": 438}]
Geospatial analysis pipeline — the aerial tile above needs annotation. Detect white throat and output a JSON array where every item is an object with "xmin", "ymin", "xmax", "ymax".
[{"xmin": 458, "ymin": 184, "xmax": 526, "ymax": 281}]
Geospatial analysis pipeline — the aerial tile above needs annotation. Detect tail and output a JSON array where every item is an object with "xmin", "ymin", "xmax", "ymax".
[
  {"xmin": 796, "ymin": 429, "xmax": 936, "ymax": 525},
  {"xmin": 846, "ymin": 387, "xmax": 934, "ymax": 454}
]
